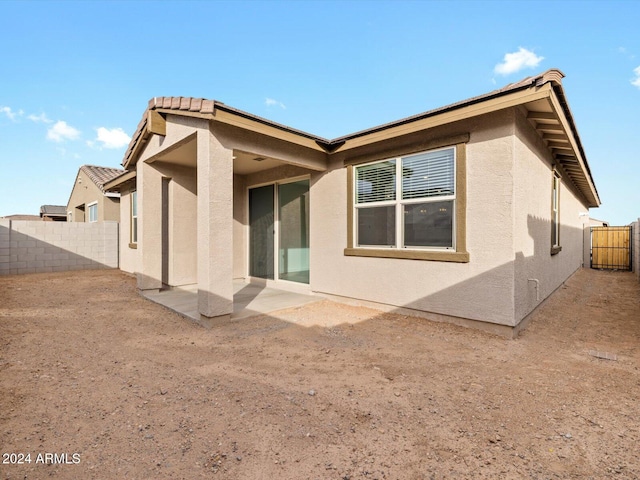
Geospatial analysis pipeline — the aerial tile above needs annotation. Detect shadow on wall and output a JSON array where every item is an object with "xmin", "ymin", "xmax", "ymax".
[
  {"xmin": 0, "ymin": 220, "xmax": 119, "ymax": 275},
  {"xmin": 632, "ymin": 219, "xmax": 640, "ymax": 281},
  {"xmin": 319, "ymin": 215, "xmax": 588, "ymax": 336},
  {"xmin": 138, "ymin": 214, "xmax": 588, "ymax": 337}
]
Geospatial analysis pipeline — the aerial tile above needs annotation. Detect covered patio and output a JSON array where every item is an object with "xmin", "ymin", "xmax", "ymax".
[{"xmin": 122, "ymin": 99, "xmax": 330, "ymax": 325}]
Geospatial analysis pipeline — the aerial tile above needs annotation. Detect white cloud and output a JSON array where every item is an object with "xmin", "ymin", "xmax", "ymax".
[
  {"xmin": 93, "ymin": 127, "xmax": 131, "ymax": 149},
  {"xmin": 617, "ymin": 46, "xmax": 635, "ymax": 59},
  {"xmin": 27, "ymin": 112, "xmax": 52, "ymax": 123},
  {"xmin": 265, "ymin": 97, "xmax": 286, "ymax": 109},
  {"xmin": 47, "ymin": 120, "xmax": 81, "ymax": 142},
  {"xmin": 494, "ymin": 47, "xmax": 544, "ymax": 76},
  {"xmin": 632, "ymin": 66, "xmax": 640, "ymax": 89},
  {"xmin": 1, "ymin": 106, "xmax": 23, "ymax": 121}
]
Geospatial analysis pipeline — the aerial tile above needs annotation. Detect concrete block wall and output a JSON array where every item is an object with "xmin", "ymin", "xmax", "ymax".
[{"xmin": 0, "ymin": 220, "xmax": 118, "ymax": 275}]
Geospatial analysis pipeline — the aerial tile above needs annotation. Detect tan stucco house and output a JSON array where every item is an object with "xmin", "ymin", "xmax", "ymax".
[
  {"xmin": 105, "ymin": 69, "xmax": 600, "ymax": 335},
  {"xmin": 67, "ymin": 165, "xmax": 124, "ymax": 223}
]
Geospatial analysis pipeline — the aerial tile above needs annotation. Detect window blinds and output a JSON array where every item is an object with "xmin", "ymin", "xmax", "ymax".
[
  {"xmin": 356, "ymin": 160, "xmax": 396, "ymax": 203},
  {"xmin": 402, "ymin": 149, "xmax": 454, "ymax": 200}
]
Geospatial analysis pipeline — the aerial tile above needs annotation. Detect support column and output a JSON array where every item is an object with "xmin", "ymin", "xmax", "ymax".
[
  {"xmin": 197, "ymin": 125, "xmax": 234, "ymax": 323},
  {"xmin": 138, "ymin": 160, "xmax": 163, "ymax": 290}
]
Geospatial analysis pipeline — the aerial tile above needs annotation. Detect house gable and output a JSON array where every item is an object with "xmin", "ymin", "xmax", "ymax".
[{"xmin": 66, "ymin": 165, "xmax": 124, "ymax": 222}]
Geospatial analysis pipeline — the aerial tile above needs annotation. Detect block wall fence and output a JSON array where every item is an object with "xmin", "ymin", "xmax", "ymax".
[{"xmin": 0, "ymin": 220, "xmax": 118, "ymax": 275}]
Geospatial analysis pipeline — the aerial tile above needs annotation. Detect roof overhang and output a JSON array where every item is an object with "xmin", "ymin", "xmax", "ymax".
[
  {"xmin": 104, "ymin": 170, "xmax": 137, "ymax": 193},
  {"xmin": 119, "ymin": 69, "xmax": 599, "ymax": 207},
  {"xmin": 121, "ymin": 98, "xmax": 330, "ymax": 170},
  {"xmin": 325, "ymin": 70, "xmax": 599, "ymax": 207}
]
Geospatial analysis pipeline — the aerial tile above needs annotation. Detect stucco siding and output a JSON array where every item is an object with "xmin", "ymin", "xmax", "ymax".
[
  {"xmin": 137, "ymin": 114, "xmax": 203, "ymax": 164},
  {"xmin": 66, "ymin": 169, "xmax": 120, "ymax": 222},
  {"xmin": 138, "ymin": 156, "xmax": 162, "ymax": 289},
  {"xmin": 148, "ymin": 162, "xmax": 198, "ymax": 287},
  {"xmin": 103, "ymin": 196, "xmax": 120, "ymax": 222},
  {"xmin": 310, "ymin": 111, "xmax": 519, "ymax": 326},
  {"xmin": 513, "ymin": 107, "xmax": 590, "ymax": 323},
  {"xmin": 233, "ymin": 174, "xmax": 247, "ymax": 279}
]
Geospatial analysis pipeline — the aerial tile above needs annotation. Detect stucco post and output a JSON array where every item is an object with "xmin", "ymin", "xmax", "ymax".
[
  {"xmin": 138, "ymin": 160, "xmax": 163, "ymax": 290},
  {"xmin": 197, "ymin": 125, "xmax": 234, "ymax": 322}
]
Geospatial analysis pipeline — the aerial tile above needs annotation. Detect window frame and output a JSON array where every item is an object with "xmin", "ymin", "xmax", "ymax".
[
  {"xmin": 550, "ymin": 170, "xmax": 562, "ymax": 255},
  {"xmin": 345, "ymin": 138, "xmax": 469, "ymax": 263},
  {"xmin": 87, "ymin": 202, "xmax": 98, "ymax": 223},
  {"xmin": 129, "ymin": 190, "xmax": 138, "ymax": 248},
  {"xmin": 354, "ymin": 147, "xmax": 457, "ymax": 250}
]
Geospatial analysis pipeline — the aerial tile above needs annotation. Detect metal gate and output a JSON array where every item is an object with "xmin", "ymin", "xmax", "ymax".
[{"xmin": 590, "ymin": 226, "xmax": 632, "ymax": 270}]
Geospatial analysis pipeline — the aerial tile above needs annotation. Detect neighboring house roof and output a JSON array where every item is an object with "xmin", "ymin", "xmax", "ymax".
[
  {"xmin": 66, "ymin": 164, "xmax": 125, "ymax": 210},
  {"xmin": 80, "ymin": 165, "xmax": 126, "ymax": 192},
  {"xmin": 119, "ymin": 69, "xmax": 600, "ymax": 207},
  {"xmin": 1, "ymin": 214, "xmax": 42, "ymax": 221},
  {"xmin": 39, "ymin": 205, "xmax": 67, "ymax": 217}
]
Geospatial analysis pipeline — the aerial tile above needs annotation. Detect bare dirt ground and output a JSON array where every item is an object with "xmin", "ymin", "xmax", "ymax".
[{"xmin": 1, "ymin": 268, "xmax": 639, "ymax": 479}]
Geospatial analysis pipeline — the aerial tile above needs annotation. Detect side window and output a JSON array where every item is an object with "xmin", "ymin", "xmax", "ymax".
[
  {"xmin": 88, "ymin": 203, "xmax": 98, "ymax": 223},
  {"xmin": 551, "ymin": 171, "xmax": 561, "ymax": 254},
  {"xmin": 131, "ymin": 191, "xmax": 138, "ymax": 244}
]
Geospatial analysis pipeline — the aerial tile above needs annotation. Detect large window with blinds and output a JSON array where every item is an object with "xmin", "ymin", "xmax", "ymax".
[{"xmin": 355, "ymin": 147, "xmax": 456, "ymax": 249}]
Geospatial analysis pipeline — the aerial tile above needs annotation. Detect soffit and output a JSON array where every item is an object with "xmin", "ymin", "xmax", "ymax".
[
  {"xmin": 524, "ymin": 95, "xmax": 599, "ymax": 207},
  {"xmin": 233, "ymin": 151, "xmax": 287, "ymax": 175}
]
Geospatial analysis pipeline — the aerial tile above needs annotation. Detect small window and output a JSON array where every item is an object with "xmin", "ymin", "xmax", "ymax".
[
  {"xmin": 88, "ymin": 202, "xmax": 98, "ymax": 223},
  {"xmin": 131, "ymin": 191, "xmax": 138, "ymax": 244},
  {"xmin": 551, "ymin": 171, "xmax": 561, "ymax": 254},
  {"xmin": 67, "ymin": 211, "xmax": 72, "ymax": 222}
]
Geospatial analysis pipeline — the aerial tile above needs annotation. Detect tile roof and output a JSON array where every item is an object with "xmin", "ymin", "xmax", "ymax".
[
  {"xmin": 1, "ymin": 214, "xmax": 43, "ymax": 221},
  {"xmin": 80, "ymin": 165, "xmax": 126, "ymax": 192},
  {"xmin": 120, "ymin": 68, "xmax": 599, "ymax": 206},
  {"xmin": 332, "ymin": 70, "xmax": 566, "ymax": 142},
  {"xmin": 40, "ymin": 205, "xmax": 67, "ymax": 216},
  {"xmin": 124, "ymin": 69, "xmax": 566, "ymax": 162}
]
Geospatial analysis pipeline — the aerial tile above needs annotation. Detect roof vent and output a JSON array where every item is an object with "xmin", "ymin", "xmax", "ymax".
[{"xmin": 253, "ymin": 157, "xmax": 266, "ymax": 162}]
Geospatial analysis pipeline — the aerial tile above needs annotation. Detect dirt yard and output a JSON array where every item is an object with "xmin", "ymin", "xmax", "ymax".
[{"xmin": 1, "ymin": 269, "xmax": 639, "ymax": 479}]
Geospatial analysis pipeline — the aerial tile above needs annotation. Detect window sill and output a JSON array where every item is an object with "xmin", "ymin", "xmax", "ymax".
[
  {"xmin": 344, "ymin": 247, "xmax": 469, "ymax": 263},
  {"xmin": 129, "ymin": 243, "xmax": 138, "ymax": 249},
  {"xmin": 550, "ymin": 246, "xmax": 562, "ymax": 256}
]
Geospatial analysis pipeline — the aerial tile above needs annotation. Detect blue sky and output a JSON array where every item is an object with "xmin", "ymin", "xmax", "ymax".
[{"xmin": 0, "ymin": 0, "xmax": 638, "ymax": 224}]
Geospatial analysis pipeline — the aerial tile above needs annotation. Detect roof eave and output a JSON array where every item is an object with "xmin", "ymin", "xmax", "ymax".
[
  {"xmin": 548, "ymin": 84, "xmax": 600, "ymax": 207},
  {"xmin": 119, "ymin": 69, "xmax": 599, "ymax": 207},
  {"xmin": 104, "ymin": 170, "xmax": 137, "ymax": 192},
  {"xmin": 121, "ymin": 97, "xmax": 332, "ymax": 169}
]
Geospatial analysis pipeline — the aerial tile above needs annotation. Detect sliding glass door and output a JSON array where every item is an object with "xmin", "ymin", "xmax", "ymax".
[
  {"xmin": 249, "ymin": 185, "xmax": 274, "ymax": 279},
  {"xmin": 249, "ymin": 179, "xmax": 309, "ymax": 284},
  {"xmin": 278, "ymin": 180, "xmax": 309, "ymax": 284}
]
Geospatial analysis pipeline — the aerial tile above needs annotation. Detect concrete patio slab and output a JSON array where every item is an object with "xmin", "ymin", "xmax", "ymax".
[{"xmin": 142, "ymin": 281, "xmax": 320, "ymax": 325}]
